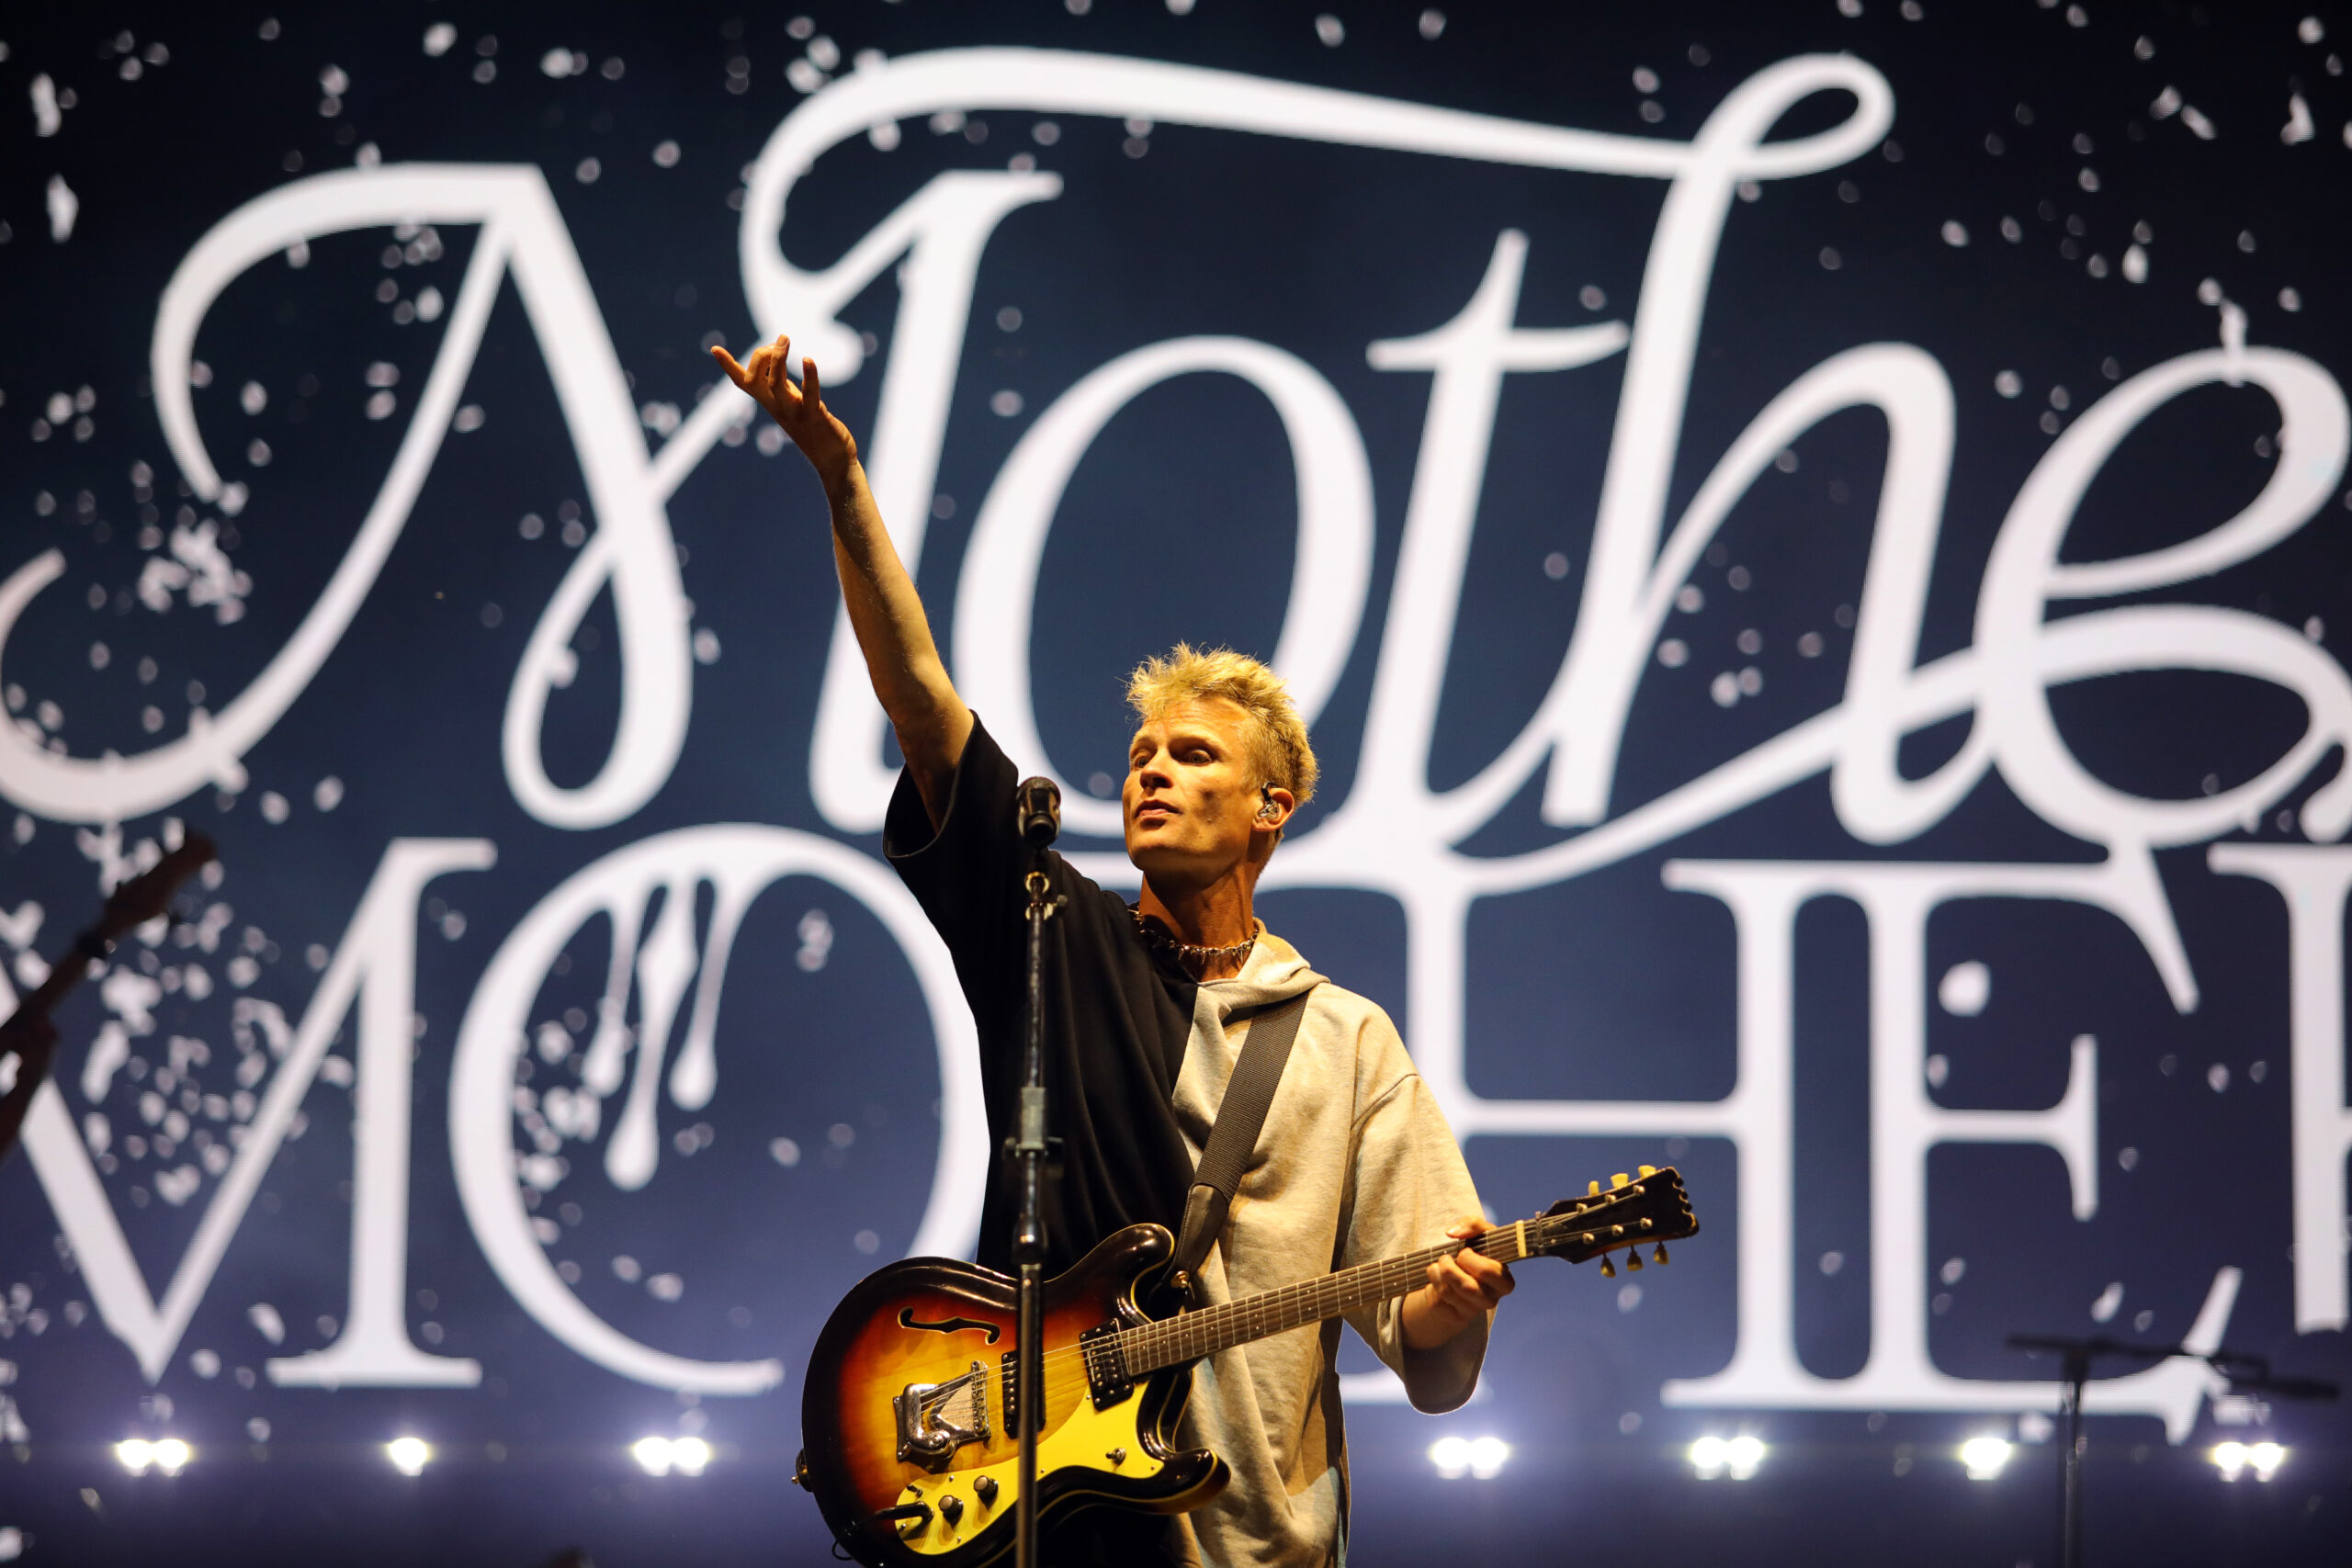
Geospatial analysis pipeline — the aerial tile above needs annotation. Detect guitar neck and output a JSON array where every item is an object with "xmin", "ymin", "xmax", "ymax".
[
  {"xmin": 1120, "ymin": 1224, "xmax": 1530, "ymax": 1374},
  {"xmin": 14, "ymin": 928, "xmax": 107, "ymax": 1023}
]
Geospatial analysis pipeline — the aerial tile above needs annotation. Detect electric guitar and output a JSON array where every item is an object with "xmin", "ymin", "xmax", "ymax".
[{"xmin": 797, "ymin": 1166, "xmax": 1699, "ymax": 1566}]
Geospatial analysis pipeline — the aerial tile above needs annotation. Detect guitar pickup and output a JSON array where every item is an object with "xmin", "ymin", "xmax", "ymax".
[{"xmin": 1080, "ymin": 1322, "xmax": 1133, "ymax": 1410}]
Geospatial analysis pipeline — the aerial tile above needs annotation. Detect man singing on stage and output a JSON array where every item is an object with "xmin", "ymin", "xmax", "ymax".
[{"xmin": 718, "ymin": 333, "xmax": 1510, "ymax": 1568}]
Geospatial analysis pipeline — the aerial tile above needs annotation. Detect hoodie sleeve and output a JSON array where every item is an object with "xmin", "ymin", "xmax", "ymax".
[{"xmin": 1336, "ymin": 1036, "xmax": 1489, "ymax": 1414}]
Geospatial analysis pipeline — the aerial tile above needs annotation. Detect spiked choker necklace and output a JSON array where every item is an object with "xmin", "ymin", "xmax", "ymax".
[{"xmin": 1131, "ymin": 909, "xmax": 1257, "ymax": 971}]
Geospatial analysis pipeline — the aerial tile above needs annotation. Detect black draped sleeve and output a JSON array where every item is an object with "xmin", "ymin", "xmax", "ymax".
[{"xmin": 884, "ymin": 716, "xmax": 1200, "ymax": 1274}]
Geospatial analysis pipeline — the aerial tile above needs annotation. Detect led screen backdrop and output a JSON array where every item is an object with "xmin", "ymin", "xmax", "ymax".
[{"xmin": 2, "ymin": 2, "xmax": 2349, "ymax": 1563}]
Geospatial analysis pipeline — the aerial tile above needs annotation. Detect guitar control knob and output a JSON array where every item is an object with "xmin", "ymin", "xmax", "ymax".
[
  {"xmin": 1107, "ymin": 1448, "xmax": 1127, "ymax": 1466},
  {"xmin": 939, "ymin": 1495, "xmax": 964, "ymax": 1526},
  {"xmin": 974, "ymin": 1475, "xmax": 999, "ymax": 1506}
]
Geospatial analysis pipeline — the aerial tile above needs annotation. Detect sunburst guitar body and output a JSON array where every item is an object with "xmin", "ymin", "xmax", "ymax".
[
  {"xmin": 797, "ymin": 1167, "xmax": 1700, "ymax": 1567},
  {"xmin": 799, "ymin": 1223, "xmax": 1212, "ymax": 1566}
]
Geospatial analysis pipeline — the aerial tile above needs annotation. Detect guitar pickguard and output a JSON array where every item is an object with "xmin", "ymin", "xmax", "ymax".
[{"xmin": 888, "ymin": 1385, "xmax": 1175, "ymax": 1557}]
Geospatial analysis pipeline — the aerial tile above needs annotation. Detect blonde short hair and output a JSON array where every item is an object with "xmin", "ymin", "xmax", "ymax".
[{"xmin": 1125, "ymin": 643, "xmax": 1318, "ymax": 807}]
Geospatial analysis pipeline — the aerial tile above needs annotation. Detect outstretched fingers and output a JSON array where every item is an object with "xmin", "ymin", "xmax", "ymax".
[{"xmin": 709, "ymin": 344, "xmax": 752, "ymax": 389}]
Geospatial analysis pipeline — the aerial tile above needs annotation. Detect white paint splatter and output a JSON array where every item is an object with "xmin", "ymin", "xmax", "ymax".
[
  {"xmin": 29, "ymin": 75, "xmax": 60, "ymax": 137},
  {"xmin": 1938, "ymin": 960, "xmax": 1991, "ymax": 1015},
  {"xmin": 81, "ymin": 1021, "xmax": 130, "ymax": 1100},
  {"xmin": 45, "ymin": 175, "xmax": 76, "ymax": 243},
  {"xmin": 2283, "ymin": 93, "xmax": 2315, "ymax": 144},
  {"xmin": 247, "ymin": 1303, "xmax": 285, "ymax": 1344}
]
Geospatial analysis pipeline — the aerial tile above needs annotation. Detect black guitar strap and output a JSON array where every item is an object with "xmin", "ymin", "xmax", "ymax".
[{"xmin": 1168, "ymin": 986, "xmax": 1317, "ymax": 1299}]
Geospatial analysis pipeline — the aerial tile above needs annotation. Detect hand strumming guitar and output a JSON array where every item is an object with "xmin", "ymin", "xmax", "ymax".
[{"xmin": 1400, "ymin": 1216, "xmax": 1516, "ymax": 1350}]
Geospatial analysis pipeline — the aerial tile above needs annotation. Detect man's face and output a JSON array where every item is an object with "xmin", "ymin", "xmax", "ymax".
[{"xmin": 1123, "ymin": 697, "xmax": 1264, "ymax": 886}]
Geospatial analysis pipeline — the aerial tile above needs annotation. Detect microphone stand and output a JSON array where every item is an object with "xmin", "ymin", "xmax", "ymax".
[
  {"xmin": 2006, "ymin": 1332, "xmax": 2338, "ymax": 1568},
  {"xmin": 1012, "ymin": 778, "xmax": 1063, "ymax": 1568}
]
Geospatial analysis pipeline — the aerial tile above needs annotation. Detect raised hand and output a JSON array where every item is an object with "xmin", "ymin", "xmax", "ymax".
[
  {"xmin": 712, "ymin": 333, "xmax": 859, "ymax": 489},
  {"xmin": 715, "ymin": 330, "xmax": 973, "ymax": 818}
]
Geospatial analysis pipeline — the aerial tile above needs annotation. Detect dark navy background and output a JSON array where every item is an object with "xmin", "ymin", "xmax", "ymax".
[{"xmin": 3, "ymin": 2, "xmax": 2349, "ymax": 1563}]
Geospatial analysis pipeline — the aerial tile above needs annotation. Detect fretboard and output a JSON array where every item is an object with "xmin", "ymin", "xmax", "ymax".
[{"xmin": 1118, "ymin": 1224, "xmax": 1532, "ymax": 1374}]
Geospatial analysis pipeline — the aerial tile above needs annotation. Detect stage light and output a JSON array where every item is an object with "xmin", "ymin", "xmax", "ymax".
[
  {"xmin": 1690, "ymin": 1433, "xmax": 1766, "ymax": 1480},
  {"xmin": 633, "ymin": 1435, "xmax": 712, "ymax": 1476},
  {"xmin": 115, "ymin": 1438, "xmax": 189, "ymax": 1475},
  {"xmin": 1427, "ymin": 1435, "xmax": 1510, "ymax": 1480},
  {"xmin": 1960, "ymin": 1436, "xmax": 2013, "ymax": 1481},
  {"xmin": 385, "ymin": 1436, "xmax": 432, "ymax": 1476},
  {"xmin": 2212, "ymin": 1441, "xmax": 2286, "ymax": 1483}
]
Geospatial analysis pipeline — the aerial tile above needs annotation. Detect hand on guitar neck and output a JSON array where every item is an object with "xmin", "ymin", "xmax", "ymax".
[{"xmin": 1400, "ymin": 1216, "xmax": 1516, "ymax": 1350}]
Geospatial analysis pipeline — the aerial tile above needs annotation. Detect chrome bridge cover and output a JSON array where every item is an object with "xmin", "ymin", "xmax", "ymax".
[{"xmin": 893, "ymin": 1360, "xmax": 989, "ymax": 1470}]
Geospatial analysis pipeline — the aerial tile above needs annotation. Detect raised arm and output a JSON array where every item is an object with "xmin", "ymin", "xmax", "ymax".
[{"xmin": 714, "ymin": 333, "xmax": 972, "ymax": 825}]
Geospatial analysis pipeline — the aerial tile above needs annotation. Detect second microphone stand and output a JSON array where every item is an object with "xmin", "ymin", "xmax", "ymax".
[{"xmin": 2007, "ymin": 1331, "xmax": 2338, "ymax": 1568}]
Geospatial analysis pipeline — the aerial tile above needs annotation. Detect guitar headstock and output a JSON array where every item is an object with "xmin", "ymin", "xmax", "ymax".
[
  {"xmin": 1527, "ymin": 1167, "xmax": 1699, "ymax": 1276},
  {"xmin": 96, "ymin": 833, "xmax": 217, "ymax": 945}
]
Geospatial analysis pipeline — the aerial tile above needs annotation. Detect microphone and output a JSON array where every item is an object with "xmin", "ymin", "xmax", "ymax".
[{"xmin": 1016, "ymin": 776, "xmax": 1061, "ymax": 850}]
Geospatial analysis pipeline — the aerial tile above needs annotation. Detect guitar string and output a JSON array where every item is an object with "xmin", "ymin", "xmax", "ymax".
[
  {"xmin": 909, "ymin": 1224, "xmax": 1539, "ymax": 1428},
  {"xmin": 905, "ymin": 1189, "xmax": 1684, "ymax": 1424},
  {"xmin": 907, "ymin": 1228, "xmax": 1537, "ymax": 1425},
  {"xmin": 904, "ymin": 1195, "xmax": 1679, "ymax": 1426}
]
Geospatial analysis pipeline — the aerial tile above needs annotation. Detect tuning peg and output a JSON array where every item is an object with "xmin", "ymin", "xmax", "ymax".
[
  {"xmin": 1653, "ymin": 1244, "xmax": 1669, "ymax": 1266},
  {"xmin": 1599, "ymin": 1255, "xmax": 1616, "ymax": 1279},
  {"xmin": 1589, "ymin": 1179, "xmax": 1602, "ymax": 1197},
  {"xmin": 1624, "ymin": 1248, "xmax": 1645, "ymax": 1272},
  {"xmin": 1637, "ymin": 1165, "xmax": 1657, "ymax": 1178},
  {"xmin": 1611, "ymin": 1172, "xmax": 1631, "ymax": 1188}
]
